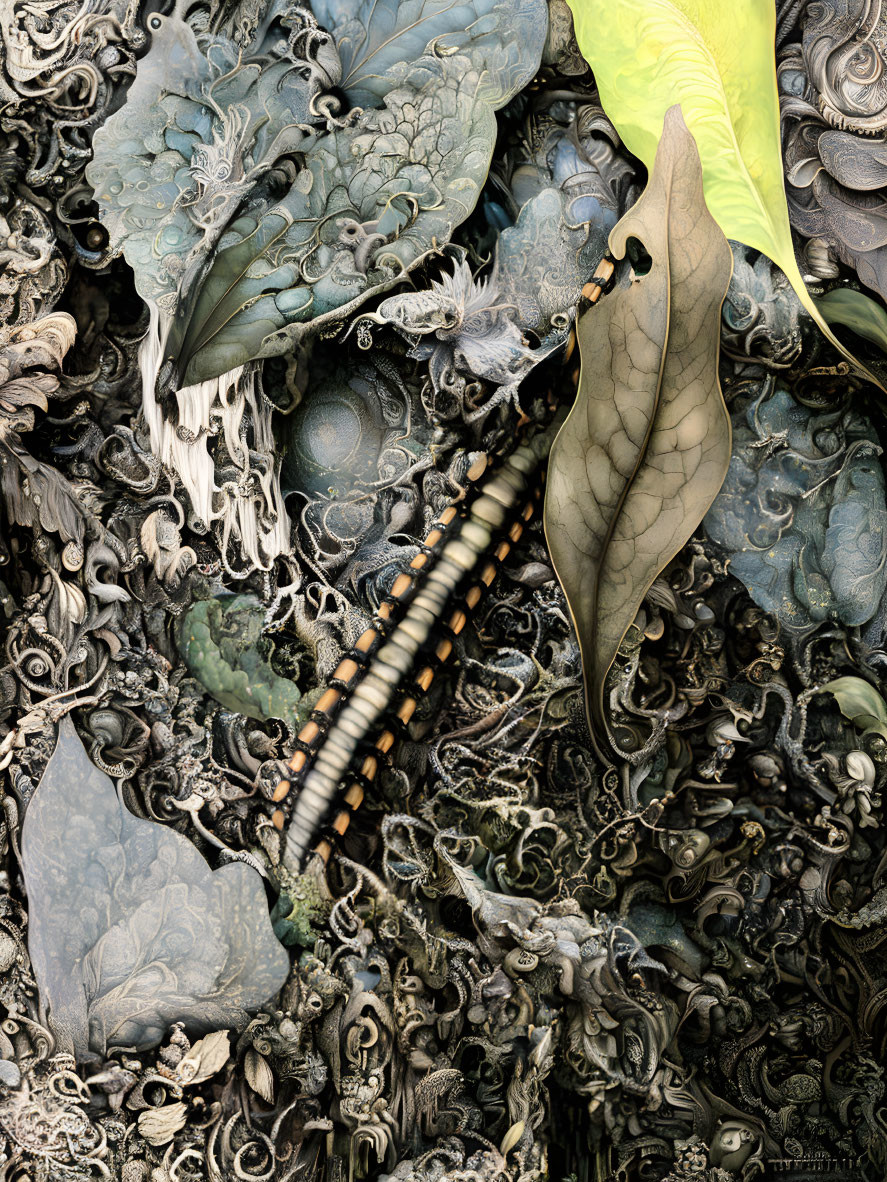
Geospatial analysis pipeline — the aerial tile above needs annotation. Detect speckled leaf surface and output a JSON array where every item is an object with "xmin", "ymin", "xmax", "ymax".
[
  {"xmin": 21, "ymin": 719, "xmax": 290, "ymax": 1059},
  {"xmin": 544, "ymin": 107, "xmax": 732, "ymax": 746}
]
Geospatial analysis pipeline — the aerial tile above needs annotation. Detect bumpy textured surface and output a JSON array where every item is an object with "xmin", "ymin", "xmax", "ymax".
[
  {"xmin": 21, "ymin": 718, "xmax": 290, "ymax": 1057},
  {"xmin": 2, "ymin": 0, "xmax": 887, "ymax": 1179}
]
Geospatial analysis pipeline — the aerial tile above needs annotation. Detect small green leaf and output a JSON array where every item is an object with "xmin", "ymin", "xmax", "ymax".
[
  {"xmin": 176, "ymin": 594, "xmax": 308, "ymax": 722},
  {"xmin": 816, "ymin": 287, "xmax": 887, "ymax": 353},
  {"xmin": 819, "ymin": 676, "xmax": 887, "ymax": 741},
  {"xmin": 566, "ymin": 0, "xmax": 884, "ymax": 391}
]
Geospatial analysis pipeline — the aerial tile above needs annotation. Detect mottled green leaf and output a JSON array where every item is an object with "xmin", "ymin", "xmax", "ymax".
[
  {"xmin": 544, "ymin": 107, "xmax": 732, "ymax": 750},
  {"xmin": 566, "ymin": 0, "xmax": 883, "ymax": 391}
]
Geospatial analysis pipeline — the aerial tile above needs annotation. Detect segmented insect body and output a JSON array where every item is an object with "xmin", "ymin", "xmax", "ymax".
[{"xmin": 274, "ymin": 260, "xmax": 615, "ymax": 870}]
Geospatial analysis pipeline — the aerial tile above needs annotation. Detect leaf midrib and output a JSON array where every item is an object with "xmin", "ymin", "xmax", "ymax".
[
  {"xmin": 341, "ymin": 0, "xmax": 482, "ymax": 91},
  {"xmin": 588, "ymin": 188, "xmax": 672, "ymax": 710},
  {"xmin": 178, "ymin": 213, "xmax": 293, "ymax": 373}
]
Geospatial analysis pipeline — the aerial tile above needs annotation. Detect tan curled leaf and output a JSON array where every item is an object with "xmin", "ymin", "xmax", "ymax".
[
  {"xmin": 500, "ymin": 1120, "xmax": 525, "ymax": 1156},
  {"xmin": 138, "ymin": 1102, "xmax": 188, "ymax": 1146},
  {"xmin": 544, "ymin": 105, "xmax": 732, "ymax": 751},
  {"xmin": 180, "ymin": 1029, "xmax": 231, "ymax": 1085},
  {"xmin": 244, "ymin": 1048, "xmax": 275, "ymax": 1103}
]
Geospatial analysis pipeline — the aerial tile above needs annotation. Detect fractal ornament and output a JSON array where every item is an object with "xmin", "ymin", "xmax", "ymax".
[{"xmin": 5, "ymin": 0, "xmax": 887, "ymax": 1178}]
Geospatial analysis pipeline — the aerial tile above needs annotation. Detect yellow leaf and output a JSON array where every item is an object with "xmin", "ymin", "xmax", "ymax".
[{"xmin": 566, "ymin": 0, "xmax": 883, "ymax": 389}]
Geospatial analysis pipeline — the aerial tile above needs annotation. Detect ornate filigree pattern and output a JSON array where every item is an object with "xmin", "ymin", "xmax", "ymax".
[{"xmin": 0, "ymin": 2, "xmax": 885, "ymax": 1181}]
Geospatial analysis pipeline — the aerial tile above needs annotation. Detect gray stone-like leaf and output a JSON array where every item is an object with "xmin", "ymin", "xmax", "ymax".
[
  {"xmin": 544, "ymin": 107, "xmax": 732, "ymax": 746},
  {"xmin": 704, "ymin": 383, "xmax": 887, "ymax": 629},
  {"xmin": 21, "ymin": 719, "xmax": 289, "ymax": 1060}
]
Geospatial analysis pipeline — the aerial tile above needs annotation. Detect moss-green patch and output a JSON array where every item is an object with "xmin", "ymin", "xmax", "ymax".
[
  {"xmin": 176, "ymin": 594, "xmax": 311, "ymax": 722},
  {"xmin": 271, "ymin": 866, "xmax": 332, "ymax": 948}
]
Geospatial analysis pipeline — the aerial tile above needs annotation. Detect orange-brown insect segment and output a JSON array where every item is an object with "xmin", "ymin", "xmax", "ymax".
[
  {"xmin": 409, "ymin": 552, "xmax": 429, "ymax": 571},
  {"xmin": 415, "ymin": 667, "xmax": 434, "ymax": 692},
  {"xmin": 344, "ymin": 782, "xmax": 364, "ymax": 809},
  {"xmin": 355, "ymin": 628, "xmax": 378, "ymax": 653},
  {"xmin": 448, "ymin": 609, "xmax": 467, "ymax": 635},
  {"xmin": 466, "ymin": 454, "xmax": 488, "ymax": 482},
  {"xmin": 272, "ymin": 809, "xmax": 285, "ymax": 830},
  {"xmin": 390, "ymin": 572, "xmax": 413, "ymax": 598},
  {"xmin": 465, "ymin": 585, "xmax": 482, "ymax": 610},
  {"xmin": 316, "ymin": 837, "xmax": 334, "ymax": 863},
  {"xmin": 316, "ymin": 687, "xmax": 342, "ymax": 715},
  {"xmin": 333, "ymin": 658, "xmax": 359, "ymax": 684},
  {"xmin": 581, "ymin": 259, "xmax": 614, "ymax": 305},
  {"xmin": 435, "ymin": 638, "xmax": 453, "ymax": 663},
  {"xmin": 509, "ymin": 521, "xmax": 523, "ymax": 543},
  {"xmin": 299, "ymin": 720, "xmax": 320, "ymax": 747},
  {"xmin": 376, "ymin": 730, "xmax": 396, "ymax": 754},
  {"xmin": 397, "ymin": 696, "xmax": 418, "ymax": 724},
  {"xmin": 273, "ymin": 779, "xmax": 290, "ymax": 803},
  {"xmin": 288, "ymin": 749, "xmax": 308, "ymax": 774}
]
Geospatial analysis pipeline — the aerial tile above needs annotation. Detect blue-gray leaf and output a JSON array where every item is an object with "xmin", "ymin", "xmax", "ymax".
[
  {"xmin": 87, "ymin": 0, "xmax": 547, "ymax": 388},
  {"xmin": 21, "ymin": 719, "xmax": 289, "ymax": 1059},
  {"xmin": 705, "ymin": 383, "xmax": 887, "ymax": 629},
  {"xmin": 312, "ymin": 0, "xmax": 542, "ymax": 107}
]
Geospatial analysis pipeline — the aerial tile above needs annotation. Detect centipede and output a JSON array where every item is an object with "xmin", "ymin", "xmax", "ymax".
[{"xmin": 272, "ymin": 258, "xmax": 615, "ymax": 873}]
